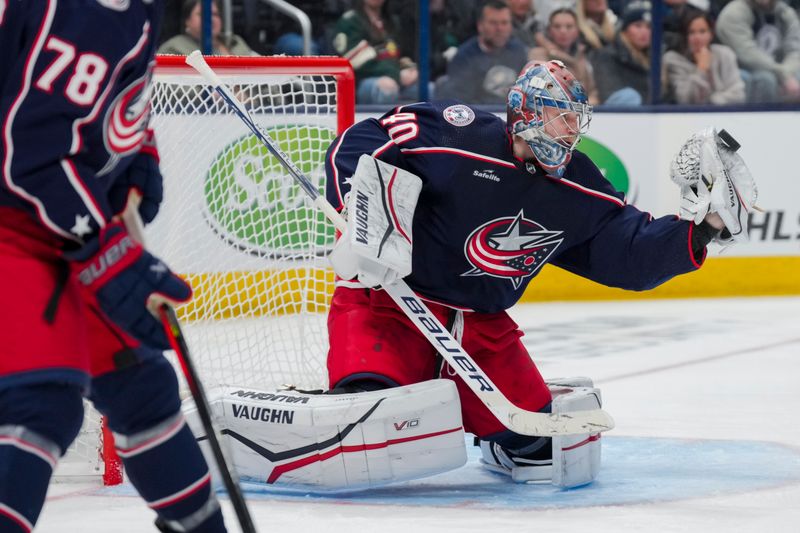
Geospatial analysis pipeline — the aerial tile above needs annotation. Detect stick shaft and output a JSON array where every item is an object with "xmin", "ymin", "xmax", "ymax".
[
  {"xmin": 120, "ymin": 190, "xmax": 257, "ymax": 532},
  {"xmin": 160, "ymin": 307, "xmax": 257, "ymax": 533}
]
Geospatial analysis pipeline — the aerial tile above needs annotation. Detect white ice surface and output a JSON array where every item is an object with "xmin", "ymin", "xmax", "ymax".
[{"xmin": 38, "ymin": 296, "xmax": 800, "ymax": 532}]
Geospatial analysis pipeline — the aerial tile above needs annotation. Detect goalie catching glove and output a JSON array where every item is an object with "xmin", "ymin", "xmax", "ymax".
[
  {"xmin": 670, "ymin": 127, "xmax": 757, "ymax": 244},
  {"xmin": 329, "ymin": 155, "xmax": 423, "ymax": 288}
]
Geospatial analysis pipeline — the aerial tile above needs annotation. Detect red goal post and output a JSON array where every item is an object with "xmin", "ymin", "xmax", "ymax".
[
  {"xmin": 58, "ymin": 55, "xmax": 355, "ymax": 485},
  {"xmin": 155, "ymin": 54, "xmax": 355, "ymax": 134}
]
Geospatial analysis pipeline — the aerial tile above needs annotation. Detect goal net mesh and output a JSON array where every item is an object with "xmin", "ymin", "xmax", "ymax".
[{"xmin": 57, "ymin": 57, "xmax": 351, "ymax": 482}]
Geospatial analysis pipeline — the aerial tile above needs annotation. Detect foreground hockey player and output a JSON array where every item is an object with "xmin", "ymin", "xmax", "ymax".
[
  {"xmin": 0, "ymin": 3, "xmax": 227, "ymax": 532},
  {"xmin": 189, "ymin": 60, "xmax": 756, "ymax": 492}
]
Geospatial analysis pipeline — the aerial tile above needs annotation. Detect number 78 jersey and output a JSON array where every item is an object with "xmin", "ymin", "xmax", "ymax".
[
  {"xmin": 325, "ymin": 101, "xmax": 702, "ymax": 313},
  {"xmin": 0, "ymin": 0, "xmax": 163, "ymax": 243}
]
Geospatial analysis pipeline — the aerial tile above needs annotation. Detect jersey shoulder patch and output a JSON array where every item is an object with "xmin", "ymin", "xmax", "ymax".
[{"xmin": 442, "ymin": 104, "xmax": 475, "ymax": 127}]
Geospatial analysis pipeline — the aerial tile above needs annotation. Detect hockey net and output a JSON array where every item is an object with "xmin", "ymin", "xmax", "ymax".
[{"xmin": 56, "ymin": 55, "xmax": 355, "ymax": 484}]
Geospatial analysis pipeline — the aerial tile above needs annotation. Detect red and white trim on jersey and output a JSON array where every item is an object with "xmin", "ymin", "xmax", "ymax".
[
  {"xmin": 60, "ymin": 159, "xmax": 106, "ymax": 227},
  {"xmin": 266, "ymin": 427, "xmax": 462, "ymax": 483},
  {"xmin": 1, "ymin": 0, "xmax": 73, "ymax": 240},
  {"xmin": 371, "ymin": 138, "xmax": 395, "ymax": 159},
  {"xmin": 546, "ymin": 175, "xmax": 626, "ymax": 207},
  {"xmin": 0, "ymin": 503, "xmax": 33, "ymax": 533},
  {"xmin": 147, "ymin": 471, "xmax": 211, "ymax": 510},
  {"xmin": 400, "ymin": 146, "xmax": 518, "ymax": 169},
  {"xmin": 115, "ymin": 415, "xmax": 186, "ymax": 459},
  {"xmin": 328, "ymin": 126, "xmax": 349, "ymax": 209},
  {"xmin": 687, "ymin": 222, "xmax": 705, "ymax": 269},
  {"xmin": 0, "ymin": 435, "xmax": 58, "ymax": 470}
]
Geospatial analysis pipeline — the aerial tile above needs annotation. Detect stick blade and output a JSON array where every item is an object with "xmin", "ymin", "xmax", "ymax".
[{"xmin": 507, "ymin": 408, "xmax": 615, "ymax": 436}]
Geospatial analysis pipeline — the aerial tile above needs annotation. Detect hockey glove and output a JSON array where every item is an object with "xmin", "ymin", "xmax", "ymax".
[
  {"xmin": 328, "ymin": 155, "xmax": 422, "ymax": 288},
  {"xmin": 670, "ymin": 128, "xmax": 757, "ymax": 244},
  {"xmin": 67, "ymin": 221, "xmax": 191, "ymax": 349},
  {"xmin": 108, "ymin": 131, "xmax": 164, "ymax": 224}
]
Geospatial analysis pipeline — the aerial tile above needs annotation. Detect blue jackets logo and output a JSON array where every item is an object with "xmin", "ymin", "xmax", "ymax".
[{"xmin": 462, "ymin": 210, "xmax": 563, "ymax": 289}]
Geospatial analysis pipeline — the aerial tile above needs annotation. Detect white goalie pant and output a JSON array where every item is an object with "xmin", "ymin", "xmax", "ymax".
[{"xmin": 183, "ymin": 380, "xmax": 467, "ymax": 491}]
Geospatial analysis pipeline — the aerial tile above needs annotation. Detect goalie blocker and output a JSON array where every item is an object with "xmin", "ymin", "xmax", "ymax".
[{"xmin": 183, "ymin": 378, "xmax": 605, "ymax": 490}]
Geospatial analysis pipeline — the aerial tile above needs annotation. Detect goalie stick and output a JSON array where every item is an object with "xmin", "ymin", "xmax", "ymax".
[
  {"xmin": 185, "ymin": 51, "xmax": 614, "ymax": 437},
  {"xmin": 119, "ymin": 194, "xmax": 258, "ymax": 533}
]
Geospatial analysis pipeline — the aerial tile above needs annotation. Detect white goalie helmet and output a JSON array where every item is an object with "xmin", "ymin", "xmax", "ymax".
[{"xmin": 506, "ymin": 60, "xmax": 592, "ymax": 177}]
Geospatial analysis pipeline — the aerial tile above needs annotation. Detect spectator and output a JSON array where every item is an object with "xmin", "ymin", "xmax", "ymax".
[
  {"xmin": 533, "ymin": 0, "xmax": 578, "ymax": 28},
  {"xmin": 158, "ymin": 0, "xmax": 255, "ymax": 55},
  {"xmin": 663, "ymin": 0, "xmax": 712, "ymax": 51},
  {"xmin": 715, "ymin": 0, "xmax": 800, "ymax": 102},
  {"xmin": 270, "ymin": 1, "xmax": 353, "ymax": 56},
  {"xmin": 576, "ymin": 0, "xmax": 618, "ymax": 50},
  {"xmin": 388, "ymin": 0, "xmax": 475, "ymax": 81},
  {"xmin": 508, "ymin": 0, "xmax": 544, "ymax": 47},
  {"xmin": 438, "ymin": 0, "xmax": 529, "ymax": 103},
  {"xmin": 331, "ymin": 0, "xmax": 418, "ymax": 104},
  {"xmin": 530, "ymin": 8, "xmax": 600, "ymax": 103},
  {"xmin": 592, "ymin": 2, "xmax": 652, "ymax": 105},
  {"xmin": 663, "ymin": 10, "xmax": 746, "ymax": 104}
]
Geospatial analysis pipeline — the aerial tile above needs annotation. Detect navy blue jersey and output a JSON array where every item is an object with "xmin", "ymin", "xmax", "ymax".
[
  {"xmin": 326, "ymin": 101, "xmax": 701, "ymax": 313},
  {"xmin": 0, "ymin": 0, "xmax": 163, "ymax": 244}
]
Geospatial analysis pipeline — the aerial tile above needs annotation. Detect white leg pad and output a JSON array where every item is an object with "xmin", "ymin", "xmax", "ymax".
[
  {"xmin": 478, "ymin": 377, "xmax": 604, "ymax": 488},
  {"xmin": 182, "ymin": 379, "xmax": 466, "ymax": 491},
  {"xmin": 549, "ymin": 378, "xmax": 603, "ymax": 488}
]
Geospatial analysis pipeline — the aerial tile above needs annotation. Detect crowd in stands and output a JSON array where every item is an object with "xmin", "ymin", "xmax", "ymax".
[{"xmin": 158, "ymin": 0, "xmax": 800, "ymax": 106}]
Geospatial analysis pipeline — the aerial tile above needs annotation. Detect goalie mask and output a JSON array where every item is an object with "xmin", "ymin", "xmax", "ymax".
[{"xmin": 507, "ymin": 60, "xmax": 592, "ymax": 177}]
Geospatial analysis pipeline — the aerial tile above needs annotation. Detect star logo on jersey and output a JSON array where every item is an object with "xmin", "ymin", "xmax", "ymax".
[
  {"xmin": 462, "ymin": 210, "xmax": 563, "ymax": 289},
  {"xmin": 71, "ymin": 214, "xmax": 93, "ymax": 238}
]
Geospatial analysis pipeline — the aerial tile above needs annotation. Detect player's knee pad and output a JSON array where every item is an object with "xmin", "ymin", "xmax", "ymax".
[
  {"xmin": 0, "ymin": 383, "xmax": 84, "ymax": 456},
  {"xmin": 184, "ymin": 379, "xmax": 467, "ymax": 491},
  {"xmin": 90, "ymin": 356, "xmax": 181, "ymax": 436},
  {"xmin": 478, "ymin": 377, "xmax": 602, "ymax": 488}
]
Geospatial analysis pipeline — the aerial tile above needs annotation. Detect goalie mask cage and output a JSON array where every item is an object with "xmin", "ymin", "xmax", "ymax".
[{"xmin": 56, "ymin": 55, "xmax": 355, "ymax": 485}]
